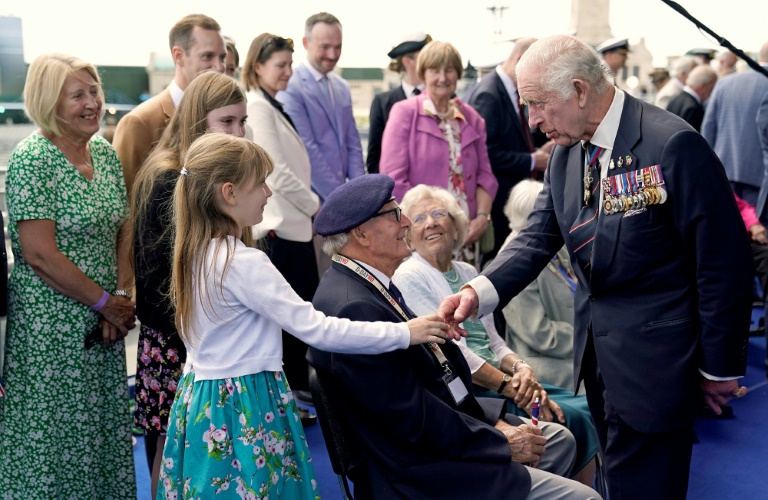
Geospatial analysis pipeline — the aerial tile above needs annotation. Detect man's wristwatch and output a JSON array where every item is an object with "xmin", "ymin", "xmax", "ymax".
[
  {"xmin": 477, "ymin": 212, "xmax": 491, "ymax": 222},
  {"xmin": 497, "ymin": 373, "xmax": 512, "ymax": 394},
  {"xmin": 114, "ymin": 289, "xmax": 132, "ymax": 301}
]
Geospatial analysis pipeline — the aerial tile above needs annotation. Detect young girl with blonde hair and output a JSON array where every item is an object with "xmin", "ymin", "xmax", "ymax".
[
  {"xmin": 159, "ymin": 134, "xmax": 452, "ymax": 498},
  {"xmin": 130, "ymin": 70, "xmax": 248, "ymax": 496}
]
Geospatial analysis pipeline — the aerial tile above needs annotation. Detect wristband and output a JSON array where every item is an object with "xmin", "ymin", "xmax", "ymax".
[
  {"xmin": 477, "ymin": 212, "xmax": 491, "ymax": 222},
  {"xmin": 91, "ymin": 290, "xmax": 110, "ymax": 311}
]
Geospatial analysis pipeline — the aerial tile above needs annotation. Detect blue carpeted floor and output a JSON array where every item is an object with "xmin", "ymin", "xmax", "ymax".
[{"xmin": 134, "ymin": 336, "xmax": 767, "ymax": 499}]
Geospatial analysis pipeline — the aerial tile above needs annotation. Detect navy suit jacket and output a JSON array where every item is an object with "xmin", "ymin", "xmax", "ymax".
[
  {"xmin": 309, "ymin": 262, "xmax": 531, "ymax": 499},
  {"xmin": 366, "ymin": 86, "xmax": 407, "ymax": 174},
  {"xmin": 467, "ymin": 72, "xmax": 535, "ymax": 253},
  {"xmin": 666, "ymin": 91, "xmax": 704, "ymax": 132},
  {"xmin": 482, "ymin": 93, "xmax": 752, "ymax": 433}
]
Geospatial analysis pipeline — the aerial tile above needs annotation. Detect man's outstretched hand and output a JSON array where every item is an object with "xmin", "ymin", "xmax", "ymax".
[{"xmin": 437, "ymin": 287, "xmax": 480, "ymax": 336}]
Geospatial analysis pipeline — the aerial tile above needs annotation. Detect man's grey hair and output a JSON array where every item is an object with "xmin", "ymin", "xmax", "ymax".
[
  {"xmin": 322, "ymin": 232, "xmax": 349, "ymax": 257},
  {"xmin": 516, "ymin": 35, "xmax": 613, "ymax": 102},
  {"xmin": 686, "ymin": 65, "xmax": 717, "ymax": 88},
  {"xmin": 670, "ymin": 56, "xmax": 697, "ymax": 80}
]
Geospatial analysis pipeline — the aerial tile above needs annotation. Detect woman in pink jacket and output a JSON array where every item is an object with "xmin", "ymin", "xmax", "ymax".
[{"xmin": 380, "ymin": 41, "xmax": 498, "ymax": 253}]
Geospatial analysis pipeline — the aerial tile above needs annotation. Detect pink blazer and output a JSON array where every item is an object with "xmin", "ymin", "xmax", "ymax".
[{"xmin": 380, "ymin": 94, "xmax": 498, "ymax": 218}]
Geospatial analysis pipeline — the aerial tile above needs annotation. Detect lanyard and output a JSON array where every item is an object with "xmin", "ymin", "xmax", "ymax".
[{"xmin": 332, "ymin": 254, "xmax": 452, "ymax": 372}]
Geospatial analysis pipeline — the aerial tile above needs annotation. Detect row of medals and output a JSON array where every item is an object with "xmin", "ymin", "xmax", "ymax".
[{"xmin": 600, "ymin": 164, "xmax": 667, "ymax": 215}]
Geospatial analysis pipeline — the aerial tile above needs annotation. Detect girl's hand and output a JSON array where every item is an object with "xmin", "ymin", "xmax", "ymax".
[{"xmin": 406, "ymin": 314, "xmax": 455, "ymax": 345}]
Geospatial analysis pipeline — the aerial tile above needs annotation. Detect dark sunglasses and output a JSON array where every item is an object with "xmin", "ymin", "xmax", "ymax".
[
  {"xmin": 259, "ymin": 36, "xmax": 294, "ymax": 60},
  {"xmin": 373, "ymin": 206, "xmax": 402, "ymax": 222}
]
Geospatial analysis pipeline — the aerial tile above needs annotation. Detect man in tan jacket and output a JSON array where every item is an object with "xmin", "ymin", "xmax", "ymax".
[{"xmin": 113, "ymin": 13, "xmax": 226, "ymax": 194}]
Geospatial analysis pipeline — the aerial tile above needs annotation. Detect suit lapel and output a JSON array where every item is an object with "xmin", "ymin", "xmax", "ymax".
[
  {"xmin": 590, "ymin": 95, "xmax": 643, "ymax": 289},
  {"xmin": 332, "ymin": 263, "xmax": 405, "ymax": 319},
  {"xmin": 383, "ymin": 87, "xmax": 407, "ymax": 123},
  {"xmin": 414, "ymin": 95, "xmax": 447, "ymax": 141},
  {"xmin": 562, "ymin": 144, "xmax": 591, "ymax": 286},
  {"xmin": 160, "ymin": 89, "xmax": 175, "ymax": 123},
  {"xmin": 299, "ymin": 65, "xmax": 339, "ymax": 134},
  {"xmin": 493, "ymin": 73, "xmax": 526, "ymax": 143}
]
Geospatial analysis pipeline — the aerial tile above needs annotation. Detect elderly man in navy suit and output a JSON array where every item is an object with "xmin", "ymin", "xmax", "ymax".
[
  {"xmin": 467, "ymin": 37, "xmax": 552, "ymax": 260},
  {"xmin": 438, "ymin": 35, "xmax": 752, "ymax": 500},
  {"xmin": 308, "ymin": 174, "xmax": 599, "ymax": 499}
]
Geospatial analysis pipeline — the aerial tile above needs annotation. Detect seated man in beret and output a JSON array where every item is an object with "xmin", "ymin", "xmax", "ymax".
[{"xmin": 308, "ymin": 174, "xmax": 600, "ymax": 499}]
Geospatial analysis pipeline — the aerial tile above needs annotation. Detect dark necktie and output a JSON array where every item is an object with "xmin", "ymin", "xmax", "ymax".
[
  {"xmin": 515, "ymin": 90, "xmax": 534, "ymax": 153},
  {"xmin": 388, "ymin": 282, "xmax": 416, "ymax": 318},
  {"xmin": 569, "ymin": 142, "xmax": 602, "ymax": 273}
]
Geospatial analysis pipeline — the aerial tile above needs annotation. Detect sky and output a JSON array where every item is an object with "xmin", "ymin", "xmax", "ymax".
[{"xmin": 4, "ymin": 0, "xmax": 768, "ymax": 69}]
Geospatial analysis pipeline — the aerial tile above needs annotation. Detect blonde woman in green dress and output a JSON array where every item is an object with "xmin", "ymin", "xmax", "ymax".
[{"xmin": 0, "ymin": 54, "xmax": 136, "ymax": 497}]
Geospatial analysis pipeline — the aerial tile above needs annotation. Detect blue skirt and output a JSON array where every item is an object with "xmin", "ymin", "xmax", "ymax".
[{"xmin": 158, "ymin": 370, "xmax": 320, "ymax": 499}]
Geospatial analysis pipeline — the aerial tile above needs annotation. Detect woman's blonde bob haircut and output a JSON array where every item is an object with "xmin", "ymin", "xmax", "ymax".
[
  {"xmin": 400, "ymin": 184, "xmax": 469, "ymax": 251},
  {"xmin": 416, "ymin": 41, "xmax": 463, "ymax": 83},
  {"xmin": 170, "ymin": 133, "xmax": 274, "ymax": 341},
  {"xmin": 23, "ymin": 53, "xmax": 105, "ymax": 136}
]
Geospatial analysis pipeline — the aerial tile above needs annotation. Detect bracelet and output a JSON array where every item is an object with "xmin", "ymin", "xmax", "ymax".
[
  {"xmin": 91, "ymin": 290, "xmax": 110, "ymax": 311},
  {"xmin": 114, "ymin": 289, "xmax": 132, "ymax": 300},
  {"xmin": 477, "ymin": 212, "xmax": 491, "ymax": 222},
  {"xmin": 512, "ymin": 359, "xmax": 529, "ymax": 374}
]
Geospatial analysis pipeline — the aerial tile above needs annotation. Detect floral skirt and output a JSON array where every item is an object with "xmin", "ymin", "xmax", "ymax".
[
  {"xmin": 134, "ymin": 324, "xmax": 185, "ymax": 435},
  {"xmin": 158, "ymin": 370, "xmax": 319, "ymax": 499}
]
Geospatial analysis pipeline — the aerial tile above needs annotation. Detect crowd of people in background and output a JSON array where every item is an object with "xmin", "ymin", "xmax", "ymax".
[{"xmin": 0, "ymin": 8, "xmax": 763, "ymax": 499}]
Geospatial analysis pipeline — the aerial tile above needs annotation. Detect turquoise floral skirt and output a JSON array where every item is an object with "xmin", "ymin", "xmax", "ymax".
[{"xmin": 158, "ymin": 370, "xmax": 320, "ymax": 499}]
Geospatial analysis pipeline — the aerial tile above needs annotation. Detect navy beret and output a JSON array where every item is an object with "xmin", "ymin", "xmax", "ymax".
[
  {"xmin": 596, "ymin": 37, "xmax": 630, "ymax": 54},
  {"xmin": 387, "ymin": 33, "xmax": 432, "ymax": 59},
  {"xmin": 314, "ymin": 174, "xmax": 395, "ymax": 236}
]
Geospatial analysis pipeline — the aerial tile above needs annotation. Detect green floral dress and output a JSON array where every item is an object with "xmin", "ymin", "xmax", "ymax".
[
  {"xmin": 0, "ymin": 132, "xmax": 136, "ymax": 498},
  {"xmin": 159, "ymin": 370, "xmax": 320, "ymax": 499}
]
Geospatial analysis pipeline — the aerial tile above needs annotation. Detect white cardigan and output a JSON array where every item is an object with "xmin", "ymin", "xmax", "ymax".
[
  {"xmin": 247, "ymin": 89, "xmax": 319, "ymax": 242},
  {"xmin": 393, "ymin": 253, "xmax": 514, "ymax": 373},
  {"xmin": 184, "ymin": 237, "xmax": 409, "ymax": 380}
]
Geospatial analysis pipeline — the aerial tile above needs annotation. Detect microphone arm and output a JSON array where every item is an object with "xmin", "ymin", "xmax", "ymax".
[{"xmin": 661, "ymin": 0, "xmax": 768, "ymax": 79}]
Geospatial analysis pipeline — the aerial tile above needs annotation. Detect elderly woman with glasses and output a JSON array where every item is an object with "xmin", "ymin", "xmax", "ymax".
[
  {"xmin": 380, "ymin": 41, "xmax": 497, "ymax": 262},
  {"xmin": 393, "ymin": 184, "xmax": 599, "ymax": 486},
  {"xmin": 242, "ymin": 33, "xmax": 321, "ymax": 424}
]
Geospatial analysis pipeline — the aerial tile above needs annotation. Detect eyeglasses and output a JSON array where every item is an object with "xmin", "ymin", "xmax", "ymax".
[
  {"xmin": 373, "ymin": 206, "xmax": 402, "ymax": 222},
  {"xmin": 410, "ymin": 209, "xmax": 448, "ymax": 226},
  {"xmin": 259, "ymin": 36, "xmax": 294, "ymax": 61}
]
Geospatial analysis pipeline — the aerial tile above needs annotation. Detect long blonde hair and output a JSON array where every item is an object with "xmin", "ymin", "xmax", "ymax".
[
  {"xmin": 130, "ymin": 71, "xmax": 245, "ymax": 275},
  {"xmin": 171, "ymin": 134, "xmax": 273, "ymax": 341}
]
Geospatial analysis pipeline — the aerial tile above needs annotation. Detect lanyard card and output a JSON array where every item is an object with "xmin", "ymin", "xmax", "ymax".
[{"xmin": 443, "ymin": 372, "xmax": 468, "ymax": 405}]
